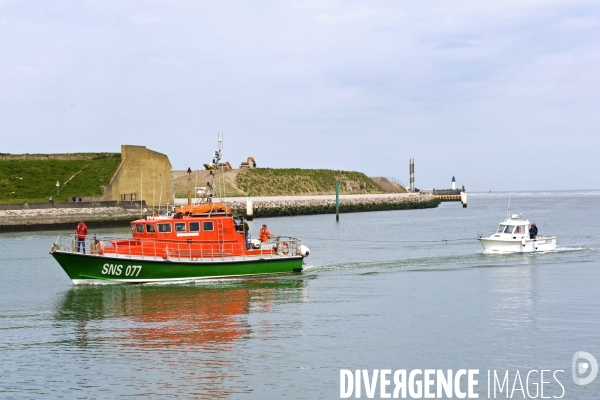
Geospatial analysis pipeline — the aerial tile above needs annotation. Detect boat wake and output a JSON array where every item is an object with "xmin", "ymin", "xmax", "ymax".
[
  {"xmin": 553, "ymin": 246, "xmax": 590, "ymax": 252},
  {"xmin": 303, "ymin": 245, "xmax": 597, "ymax": 275},
  {"xmin": 469, "ymin": 190, "xmax": 600, "ymax": 197}
]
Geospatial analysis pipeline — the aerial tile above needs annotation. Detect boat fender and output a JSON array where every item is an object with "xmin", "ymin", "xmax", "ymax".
[
  {"xmin": 281, "ymin": 241, "xmax": 290, "ymax": 255},
  {"xmin": 521, "ymin": 240, "xmax": 526, "ymax": 247},
  {"xmin": 297, "ymin": 245, "xmax": 310, "ymax": 257}
]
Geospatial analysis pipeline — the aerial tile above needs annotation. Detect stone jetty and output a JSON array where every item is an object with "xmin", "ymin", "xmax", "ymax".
[
  {"xmin": 216, "ymin": 193, "xmax": 440, "ymax": 218},
  {"xmin": 0, "ymin": 194, "xmax": 440, "ymax": 232},
  {"xmin": 0, "ymin": 201, "xmax": 147, "ymax": 232}
]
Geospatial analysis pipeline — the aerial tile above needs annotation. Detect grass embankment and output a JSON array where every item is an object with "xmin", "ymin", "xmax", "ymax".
[
  {"xmin": 174, "ymin": 170, "xmax": 245, "ymax": 198},
  {"xmin": 235, "ymin": 169, "xmax": 384, "ymax": 196},
  {"xmin": 0, "ymin": 154, "xmax": 121, "ymax": 203}
]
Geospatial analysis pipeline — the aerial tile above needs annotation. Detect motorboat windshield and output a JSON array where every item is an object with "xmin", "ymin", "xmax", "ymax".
[{"xmin": 497, "ymin": 224, "xmax": 528, "ymax": 234}]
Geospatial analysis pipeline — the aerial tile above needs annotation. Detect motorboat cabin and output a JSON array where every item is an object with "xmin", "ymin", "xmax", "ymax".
[{"xmin": 478, "ymin": 214, "xmax": 556, "ymax": 253}]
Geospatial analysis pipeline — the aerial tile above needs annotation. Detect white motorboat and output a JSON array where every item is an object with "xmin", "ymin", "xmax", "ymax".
[{"xmin": 478, "ymin": 214, "xmax": 556, "ymax": 253}]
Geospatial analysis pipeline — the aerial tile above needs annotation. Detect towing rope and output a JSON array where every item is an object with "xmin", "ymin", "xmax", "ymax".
[{"xmin": 301, "ymin": 237, "xmax": 475, "ymax": 243}]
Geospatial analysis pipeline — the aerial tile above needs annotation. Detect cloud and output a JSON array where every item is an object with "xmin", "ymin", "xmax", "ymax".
[
  {"xmin": 130, "ymin": 13, "xmax": 162, "ymax": 25},
  {"xmin": 0, "ymin": 0, "xmax": 599, "ymax": 190},
  {"xmin": 314, "ymin": 7, "xmax": 373, "ymax": 25}
]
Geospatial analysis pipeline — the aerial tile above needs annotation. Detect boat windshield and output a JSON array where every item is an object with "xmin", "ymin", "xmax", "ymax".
[
  {"xmin": 498, "ymin": 225, "xmax": 514, "ymax": 234},
  {"xmin": 514, "ymin": 225, "xmax": 526, "ymax": 234}
]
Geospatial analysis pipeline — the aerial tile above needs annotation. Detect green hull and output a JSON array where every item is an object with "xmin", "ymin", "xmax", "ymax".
[{"xmin": 51, "ymin": 251, "xmax": 304, "ymax": 284}]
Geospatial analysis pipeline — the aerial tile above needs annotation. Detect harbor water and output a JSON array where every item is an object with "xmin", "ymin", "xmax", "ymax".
[{"xmin": 1, "ymin": 192, "xmax": 599, "ymax": 399}]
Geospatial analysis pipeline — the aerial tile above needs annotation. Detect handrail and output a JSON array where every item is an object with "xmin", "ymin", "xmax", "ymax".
[
  {"xmin": 51, "ymin": 233, "xmax": 303, "ymax": 261},
  {"xmin": 477, "ymin": 231, "xmax": 495, "ymax": 239}
]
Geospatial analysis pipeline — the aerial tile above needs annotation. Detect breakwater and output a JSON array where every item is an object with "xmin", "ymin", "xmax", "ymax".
[
  {"xmin": 0, "ymin": 201, "xmax": 147, "ymax": 232},
  {"xmin": 224, "ymin": 194, "xmax": 440, "ymax": 218},
  {"xmin": 0, "ymin": 195, "xmax": 439, "ymax": 232}
]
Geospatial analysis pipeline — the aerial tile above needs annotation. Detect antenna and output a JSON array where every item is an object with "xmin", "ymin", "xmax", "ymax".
[
  {"xmin": 158, "ymin": 185, "xmax": 162, "ymax": 214},
  {"xmin": 507, "ymin": 197, "xmax": 511, "ymax": 220},
  {"xmin": 152, "ymin": 174, "xmax": 155, "ymax": 214},
  {"xmin": 186, "ymin": 167, "xmax": 192, "ymax": 206},
  {"xmin": 219, "ymin": 132, "xmax": 225, "ymax": 202}
]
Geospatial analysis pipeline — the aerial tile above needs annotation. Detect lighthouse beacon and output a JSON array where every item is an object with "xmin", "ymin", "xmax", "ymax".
[{"xmin": 452, "ymin": 176, "xmax": 456, "ymax": 190}]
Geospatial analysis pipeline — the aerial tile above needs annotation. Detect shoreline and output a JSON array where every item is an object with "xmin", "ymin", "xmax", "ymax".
[
  {"xmin": 0, "ymin": 201, "xmax": 146, "ymax": 233},
  {"xmin": 0, "ymin": 195, "xmax": 440, "ymax": 232}
]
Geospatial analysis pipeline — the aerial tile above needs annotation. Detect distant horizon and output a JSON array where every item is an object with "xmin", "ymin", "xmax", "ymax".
[{"xmin": 2, "ymin": 148, "xmax": 599, "ymax": 192}]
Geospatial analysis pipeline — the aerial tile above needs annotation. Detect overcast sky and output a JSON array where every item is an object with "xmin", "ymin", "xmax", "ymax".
[{"xmin": 1, "ymin": 1, "xmax": 599, "ymax": 190}]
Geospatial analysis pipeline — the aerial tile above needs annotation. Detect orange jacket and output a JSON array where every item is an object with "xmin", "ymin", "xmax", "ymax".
[
  {"xmin": 76, "ymin": 222, "xmax": 88, "ymax": 240},
  {"xmin": 259, "ymin": 227, "xmax": 272, "ymax": 242}
]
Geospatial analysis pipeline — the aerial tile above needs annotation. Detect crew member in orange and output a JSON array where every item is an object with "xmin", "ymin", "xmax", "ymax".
[
  {"xmin": 76, "ymin": 220, "xmax": 88, "ymax": 253},
  {"xmin": 259, "ymin": 224, "xmax": 272, "ymax": 243}
]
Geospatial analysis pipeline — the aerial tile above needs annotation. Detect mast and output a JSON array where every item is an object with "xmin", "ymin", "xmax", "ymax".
[
  {"xmin": 217, "ymin": 133, "xmax": 224, "ymax": 202},
  {"xmin": 204, "ymin": 134, "xmax": 224, "ymax": 216},
  {"xmin": 187, "ymin": 167, "xmax": 192, "ymax": 206},
  {"xmin": 158, "ymin": 185, "xmax": 162, "ymax": 214},
  {"xmin": 208, "ymin": 135, "xmax": 223, "ymax": 202}
]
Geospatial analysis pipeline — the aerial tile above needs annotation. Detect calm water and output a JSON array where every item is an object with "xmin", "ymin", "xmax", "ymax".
[{"xmin": 1, "ymin": 192, "xmax": 599, "ymax": 399}]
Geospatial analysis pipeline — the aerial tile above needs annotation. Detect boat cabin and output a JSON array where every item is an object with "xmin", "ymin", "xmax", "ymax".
[
  {"xmin": 131, "ymin": 203, "xmax": 247, "ymax": 243},
  {"xmin": 494, "ymin": 214, "xmax": 530, "ymax": 239}
]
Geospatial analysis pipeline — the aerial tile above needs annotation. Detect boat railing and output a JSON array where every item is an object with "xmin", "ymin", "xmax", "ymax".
[
  {"xmin": 51, "ymin": 234, "xmax": 303, "ymax": 262},
  {"xmin": 478, "ymin": 231, "xmax": 553, "ymax": 240},
  {"xmin": 477, "ymin": 231, "xmax": 496, "ymax": 239},
  {"xmin": 259, "ymin": 236, "xmax": 302, "ymax": 259}
]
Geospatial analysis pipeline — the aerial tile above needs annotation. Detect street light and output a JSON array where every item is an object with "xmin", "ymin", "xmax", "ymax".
[{"xmin": 56, "ymin": 181, "xmax": 60, "ymax": 196}]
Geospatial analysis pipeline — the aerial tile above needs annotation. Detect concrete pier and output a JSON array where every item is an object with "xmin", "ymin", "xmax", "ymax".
[
  {"xmin": 175, "ymin": 193, "xmax": 440, "ymax": 218},
  {"xmin": 0, "ymin": 201, "xmax": 147, "ymax": 232},
  {"xmin": 0, "ymin": 194, "xmax": 441, "ymax": 232}
]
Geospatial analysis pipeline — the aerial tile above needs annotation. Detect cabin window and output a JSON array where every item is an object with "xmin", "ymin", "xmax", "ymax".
[
  {"xmin": 175, "ymin": 222, "xmax": 186, "ymax": 232},
  {"xmin": 135, "ymin": 224, "xmax": 144, "ymax": 233},
  {"xmin": 514, "ymin": 225, "xmax": 525, "ymax": 234},
  {"xmin": 503, "ymin": 225, "xmax": 514, "ymax": 234},
  {"xmin": 146, "ymin": 224, "xmax": 156, "ymax": 233},
  {"xmin": 496, "ymin": 225, "xmax": 505, "ymax": 233},
  {"xmin": 157, "ymin": 223, "xmax": 172, "ymax": 233},
  {"xmin": 189, "ymin": 222, "xmax": 200, "ymax": 232},
  {"xmin": 203, "ymin": 221, "xmax": 214, "ymax": 231}
]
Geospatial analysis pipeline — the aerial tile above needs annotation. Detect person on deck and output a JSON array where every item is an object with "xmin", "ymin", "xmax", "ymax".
[
  {"xmin": 76, "ymin": 221, "xmax": 88, "ymax": 253},
  {"xmin": 259, "ymin": 224, "xmax": 272, "ymax": 243},
  {"xmin": 243, "ymin": 218, "xmax": 250, "ymax": 250},
  {"xmin": 529, "ymin": 223, "xmax": 538, "ymax": 239}
]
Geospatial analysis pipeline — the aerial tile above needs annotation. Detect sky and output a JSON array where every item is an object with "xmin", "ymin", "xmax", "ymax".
[{"xmin": 1, "ymin": 0, "xmax": 599, "ymax": 191}]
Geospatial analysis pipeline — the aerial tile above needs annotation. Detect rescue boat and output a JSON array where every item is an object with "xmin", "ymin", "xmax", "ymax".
[
  {"xmin": 477, "ymin": 214, "xmax": 556, "ymax": 253},
  {"xmin": 49, "ymin": 139, "xmax": 310, "ymax": 284}
]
